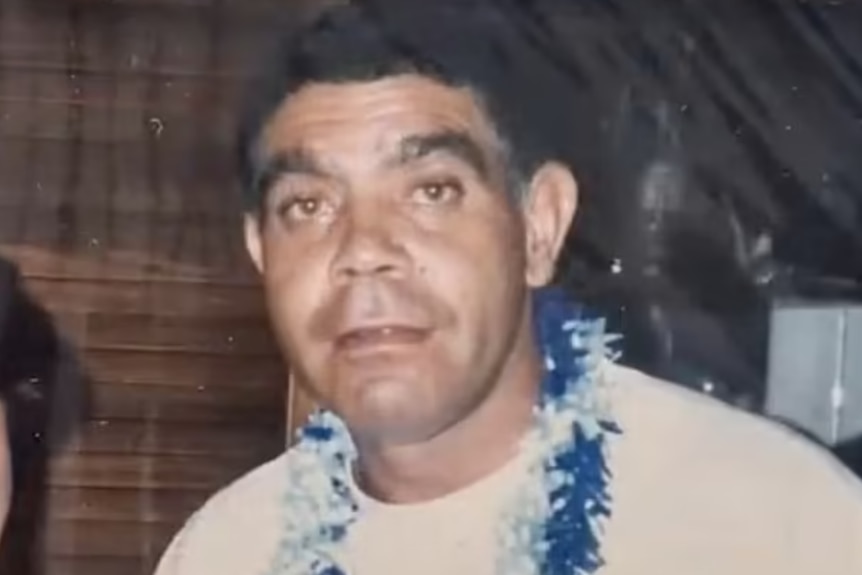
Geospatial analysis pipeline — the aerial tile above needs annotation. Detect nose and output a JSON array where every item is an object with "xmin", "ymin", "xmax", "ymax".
[{"xmin": 329, "ymin": 207, "xmax": 410, "ymax": 282}]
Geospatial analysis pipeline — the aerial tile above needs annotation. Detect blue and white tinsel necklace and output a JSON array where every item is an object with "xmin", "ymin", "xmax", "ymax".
[{"xmin": 265, "ymin": 287, "xmax": 621, "ymax": 575}]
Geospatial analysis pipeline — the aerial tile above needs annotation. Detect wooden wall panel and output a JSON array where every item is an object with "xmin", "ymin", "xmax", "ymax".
[
  {"xmin": 44, "ymin": 557, "xmax": 148, "ymax": 575},
  {"xmin": 67, "ymin": 420, "xmax": 278, "ymax": 458},
  {"xmin": 84, "ymin": 313, "xmax": 278, "ymax": 355},
  {"xmin": 44, "ymin": 521, "xmax": 175, "ymax": 560},
  {"xmin": 48, "ymin": 487, "xmax": 205, "ymax": 524},
  {"xmin": 1, "ymin": 247, "xmax": 290, "ymax": 575},
  {"xmin": 24, "ymin": 278, "xmax": 265, "ymax": 317},
  {"xmin": 0, "ymin": 0, "xmax": 322, "ymax": 572},
  {"xmin": 86, "ymin": 382, "xmax": 281, "ymax": 424}
]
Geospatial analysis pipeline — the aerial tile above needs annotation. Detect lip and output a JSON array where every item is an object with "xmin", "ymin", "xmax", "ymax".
[{"xmin": 334, "ymin": 324, "xmax": 431, "ymax": 354}]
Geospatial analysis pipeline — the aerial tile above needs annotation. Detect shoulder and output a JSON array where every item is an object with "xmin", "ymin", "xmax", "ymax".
[
  {"xmin": 154, "ymin": 452, "xmax": 294, "ymax": 575},
  {"xmin": 603, "ymin": 362, "xmax": 862, "ymax": 571},
  {"xmin": 605, "ymin": 361, "xmax": 861, "ymax": 493}
]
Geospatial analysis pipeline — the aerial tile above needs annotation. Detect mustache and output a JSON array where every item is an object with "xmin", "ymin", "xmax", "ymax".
[{"xmin": 306, "ymin": 279, "xmax": 453, "ymax": 341}]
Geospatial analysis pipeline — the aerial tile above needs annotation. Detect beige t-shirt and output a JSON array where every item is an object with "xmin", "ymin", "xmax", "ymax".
[{"xmin": 154, "ymin": 364, "xmax": 862, "ymax": 575}]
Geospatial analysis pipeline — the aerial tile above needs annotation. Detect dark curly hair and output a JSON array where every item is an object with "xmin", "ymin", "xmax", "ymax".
[{"xmin": 236, "ymin": 0, "xmax": 605, "ymax": 214}]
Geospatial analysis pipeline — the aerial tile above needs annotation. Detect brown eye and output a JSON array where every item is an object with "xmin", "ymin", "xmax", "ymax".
[
  {"xmin": 277, "ymin": 196, "xmax": 330, "ymax": 224},
  {"xmin": 413, "ymin": 179, "xmax": 464, "ymax": 205}
]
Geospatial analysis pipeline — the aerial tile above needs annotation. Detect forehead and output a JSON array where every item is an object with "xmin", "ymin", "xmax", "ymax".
[{"xmin": 259, "ymin": 75, "xmax": 499, "ymax": 162}]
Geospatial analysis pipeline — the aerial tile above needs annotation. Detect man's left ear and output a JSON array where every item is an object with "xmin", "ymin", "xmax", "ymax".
[{"xmin": 522, "ymin": 161, "xmax": 579, "ymax": 287}]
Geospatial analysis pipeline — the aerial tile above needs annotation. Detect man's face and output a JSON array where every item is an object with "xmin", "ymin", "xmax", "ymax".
[{"xmin": 246, "ymin": 75, "xmax": 575, "ymax": 445}]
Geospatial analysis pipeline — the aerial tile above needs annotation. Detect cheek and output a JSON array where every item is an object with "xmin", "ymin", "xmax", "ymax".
[
  {"xmin": 413, "ymin": 222, "xmax": 527, "ymax": 368},
  {"xmin": 261, "ymin": 241, "xmax": 328, "ymax": 346},
  {"xmin": 417, "ymin": 217, "xmax": 525, "ymax": 308}
]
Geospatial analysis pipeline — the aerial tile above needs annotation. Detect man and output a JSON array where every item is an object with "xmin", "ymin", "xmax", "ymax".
[{"xmin": 156, "ymin": 2, "xmax": 862, "ymax": 574}]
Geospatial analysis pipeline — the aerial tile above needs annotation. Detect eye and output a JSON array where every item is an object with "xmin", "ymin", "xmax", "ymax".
[
  {"xmin": 412, "ymin": 179, "xmax": 464, "ymax": 205},
  {"xmin": 275, "ymin": 195, "xmax": 331, "ymax": 225}
]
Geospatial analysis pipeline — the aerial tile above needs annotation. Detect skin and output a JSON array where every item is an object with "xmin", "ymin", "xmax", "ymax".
[
  {"xmin": 0, "ymin": 403, "xmax": 10, "ymax": 539},
  {"xmin": 245, "ymin": 75, "xmax": 578, "ymax": 503}
]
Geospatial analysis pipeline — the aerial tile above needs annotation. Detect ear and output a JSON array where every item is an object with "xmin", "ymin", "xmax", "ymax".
[
  {"xmin": 244, "ymin": 213, "xmax": 265, "ymax": 274},
  {"xmin": 522, "ymin": 161, "xmax": 578, "ymax": 287}
]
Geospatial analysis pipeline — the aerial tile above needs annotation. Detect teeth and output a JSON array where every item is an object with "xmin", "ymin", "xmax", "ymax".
[
  {"xmin": 338, "ymin": 326, "xmax": 428, "ymax": 349},
  {"xmin": 355, "ymin": 327, "xmax": 400, "ymax": 338}
]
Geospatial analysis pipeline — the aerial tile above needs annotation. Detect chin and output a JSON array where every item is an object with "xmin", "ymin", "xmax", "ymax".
[
  {"xmin": 339, "ymin": 367, "xmax": 426, "ymax": 408},
  {"xmin": 347, "ymin": 400, "xmax": 441, "ymax": 445},
  {"xmin": 353, "ymin": 418, "xmax": 442, "ymax": 446}
]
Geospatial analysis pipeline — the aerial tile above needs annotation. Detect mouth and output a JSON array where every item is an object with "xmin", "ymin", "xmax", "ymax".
[{"xmin": 334, "ymin": 325, "xmax": 431, "ymax": 354}]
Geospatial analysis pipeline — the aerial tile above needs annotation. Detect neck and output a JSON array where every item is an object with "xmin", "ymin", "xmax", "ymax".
[{"xmin": 353, "ymin": 323, "xmax": 543, "ymax": 504}]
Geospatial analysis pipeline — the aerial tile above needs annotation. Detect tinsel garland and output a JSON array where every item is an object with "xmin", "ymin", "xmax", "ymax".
[{"xmin": 264, "ymin": 287, "xmax": 620, "ymax": 575}]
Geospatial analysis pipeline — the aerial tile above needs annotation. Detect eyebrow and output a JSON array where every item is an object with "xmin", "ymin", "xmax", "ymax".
[
  {"xmin": 253, "ymin": 147, "xmax": 326, "ymax": 198},
  {"xmin": 252, "ymin": 129, "xmax": 492, "ymax": 198},
  {"xmin": 389, "ymin": 130, "xmax": 490, "ymax": 178}
]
